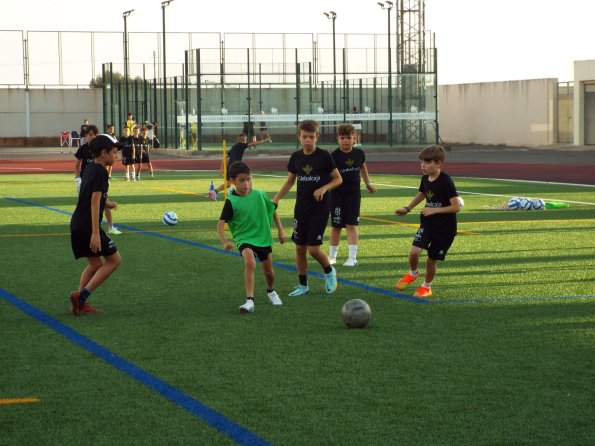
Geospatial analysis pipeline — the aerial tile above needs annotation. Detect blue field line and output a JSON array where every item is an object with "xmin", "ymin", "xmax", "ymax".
[
  {"xmin": 4, "ymin": 196, "xmax": 424, "ymax": 303},
  {"xmin": 0, "ymin": 288, "xmax": 272, "ymax": 446},
  {"xmin": 5, "ymin": 196, "xmax": 590, "ymax": 305}
]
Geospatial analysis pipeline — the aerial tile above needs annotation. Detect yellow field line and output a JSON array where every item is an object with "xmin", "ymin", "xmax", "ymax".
[
  {"xmin": 0, "ymin": 397, "xmax": 39, "ymax": 405},
  {"xmin": 150, "ymin": 186, "xmax": 201, "ymax": 196},
  {"xmin": 458, "ymin": 218, "xmax": 595, "ymax": 225},
  {"xmin": 360, "ymin": 216, "xmax": 479, "ymax": 235}
]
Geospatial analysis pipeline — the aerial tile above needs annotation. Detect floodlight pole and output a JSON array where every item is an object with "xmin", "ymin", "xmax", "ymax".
[
  {"xmin": 162, "ymin": 0, "xmax": 174, "ymax": 148},
  {"xmin": 323, "ymin": 11, "xmax": 337, "ymax": 113},
  {"xmin": 378, "ymin": 1, "xmax": 393, "ymax": 146},
  {"xmin": 123, "ymin": 10, "xmax": 134, "ymax": 116}
]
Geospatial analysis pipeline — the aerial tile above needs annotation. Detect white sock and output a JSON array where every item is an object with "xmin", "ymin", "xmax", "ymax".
[
  {"xmin": 348, "ymin": 244, "xmax": 358, "ymax": 259},
  {"xmin": 410, "ymin": 270, "xmax": 419, "ymax": 277},
  {"xmin": 422, "ymin": 281, "xmax": 432, "ymax": 288},
  {"xmin": 329, "ymin": 245, "xmax": 338, "ymax": 259}
]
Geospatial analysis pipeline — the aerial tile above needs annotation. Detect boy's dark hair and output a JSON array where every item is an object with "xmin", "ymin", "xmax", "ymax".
[
  {"xmin": 419, "ymin": 145, "xmax": 446, "ymax": 163},
  {"xmin": 228, "ymin": 161, "xmax": 252, "ymax": 179},
  {"xmin": 85, "ymin": 124, "xmax": 99, "ymax": 136},
  {"xmin": 236, "ymin": 133, "xmax": 247, "ymax": 140},
  {"xmin": 337, "ymin": 123, "xmax": 355, "ymax": 136},
  {"xmin": 106, "ymin": 123, "xmax": 114, "ymax": 128},
  {"xmin": 298, "ymin": 119, "xmax": 320, "ymax": 135}
]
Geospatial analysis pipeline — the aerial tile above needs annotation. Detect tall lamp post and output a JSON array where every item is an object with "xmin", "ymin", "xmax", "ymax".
[
  {"xmin": 161, "ymin": 0, "xmax": 174, "ymax": 148},
  {"xmin": 378, "ymin": 1, "xmax": 393, "ymax": 146},
  {"xmin": 123, "ymin": 9, "xmax": 134, "ymax": 117},
  {"xmin": 323, "ymin": 11, "xmax": 337, "ymax": 113}
]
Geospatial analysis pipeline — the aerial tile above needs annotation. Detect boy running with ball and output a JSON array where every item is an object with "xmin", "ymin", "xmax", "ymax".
[
  {"xmin": 217, "ymin": 162, "xmax": 286, "ymax": 313},
  {"xmin": 395, "ymin": 145, "xmax": 460, "ymax": 298}
]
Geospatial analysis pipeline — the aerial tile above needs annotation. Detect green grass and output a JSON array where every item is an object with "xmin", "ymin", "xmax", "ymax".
[{"xmin": 1, "ymin": 172, "xmax": 594, "ymax": 445}]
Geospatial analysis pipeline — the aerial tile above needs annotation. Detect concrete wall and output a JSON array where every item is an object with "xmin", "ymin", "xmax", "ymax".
[
  {"xmin": 0, "ymin": 88, "xmax": 102, "ymax": 146},
  {"xmin": 438, "ymin": 78, "xmax": 558, "ymax": 147},
  {"xmin": 573, "ymin": 60, "xmax": 595, "ymax": 145}
]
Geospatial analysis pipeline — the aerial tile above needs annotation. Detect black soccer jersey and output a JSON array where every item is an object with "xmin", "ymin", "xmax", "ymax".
[
  {"xmin": 70, "ymin": 163, "xmax": 110, "ymax": 232},
  {"xmin": 120, "ymin": 135, "xmax": 133, "ymax": 157},
  {"xmin": 331, "ymin": 147, "xmax": 366, "ymax": 193},
  {"xmin": 227, "ymin": 142, "xmax": 250, "ymax": 165},
  {"xmin": 74, "ymin": 143, "xmax": 94, "ymax": 176},
  {"xmin": 287, "ymin": 147, "xmax": 336, "ymax": 212},
  {"xmin": 419, "ymin": 171, "xmax": 458, "ymax": 235}
]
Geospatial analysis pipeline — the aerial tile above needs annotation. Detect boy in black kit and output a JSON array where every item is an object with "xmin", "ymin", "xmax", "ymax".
[
  {"xmin": 212, "ymin": 133, "xmax": 271, "ymax": 197},
  {"xmin": 328, "ymin": 123, "xmax": 376, "ymax": 267},
  {"xmin": 70, "ymin": 134, "xmax": 124, "ymax": 315},
  {"xmin": 119, "ymin": 126, "xmax": 135, "ymax": 181},
  {"xmin": 73, "ymin": 125, "xmax": 121, "ymax": 235},
  {"xmin": 395, "ymin": 145, "xmax": 460, "ymax": 298},
  {"xmin": 273, "ymin": 120, "xmax": 343, "ymax": 296}
]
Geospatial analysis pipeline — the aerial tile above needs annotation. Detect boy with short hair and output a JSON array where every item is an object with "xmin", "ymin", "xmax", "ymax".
[
  {"xmin": 73, "ymin": 125, "xmax": 121, "ymax": 235},
  {"xmin": 139, "ymin": 127, "xmax": 154, "ymax": 178},
  {"xmin": 395, "ymin": 145, "xmax": 460, "ymax": 298},
  {"xmin": 273, "ymin": 119, "xmax": 343, "ymax": 296},
  {"xmin": 132, "ymin": 125, "xmax": 143, "ymax": 180},
  {"xmin": 212, "ymin": 133, "xmax": 271, "ymax": 197},
  {"xmin": 119, "ymin": 126, "xmax": 135, "ymax": 181},
  {"xmin": 328, "ymin": 123, "xmax": 377, "ymax": 266},
  {"xmin": 70, "ymin": 134, "xmax": 124, "ymax": 315},
  {"xmin": 217, "ymin": 161, "xmax": 286, "ymax": 313}
]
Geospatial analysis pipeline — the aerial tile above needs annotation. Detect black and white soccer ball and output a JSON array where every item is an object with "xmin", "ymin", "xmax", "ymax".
[{"xmin": 341, "ymin": 299, "xmax": 371, "ymax": 329}]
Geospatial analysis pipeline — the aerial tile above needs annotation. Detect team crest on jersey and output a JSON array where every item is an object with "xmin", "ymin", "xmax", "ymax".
[
  {"xmin": 302, "ymin": 164, "xmax": 313, "ymax": 174},
  {"xmin": 345, "ymin": 159, "xmax": 354, "ymax": 167},
  {"xmin": 426, "ymin": 190, "xmax": 434, "ymax": 200}
]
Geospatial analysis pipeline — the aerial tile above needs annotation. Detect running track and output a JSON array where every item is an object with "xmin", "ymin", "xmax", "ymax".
[{"xmin": 0, "ymin": 155, "xmax": 593, "ymax": 185}]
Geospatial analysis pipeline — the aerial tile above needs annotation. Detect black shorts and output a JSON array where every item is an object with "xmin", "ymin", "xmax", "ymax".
[
  {"xmin": 141, "ymin": 153, "xmax": 151, "ymax": 163},
  {"xmin": 122, "ymin": 150, "xmax": 134, "ymax": 166},
  {"xmin": 239, "ymin": 244, "xmax": 272, "ymax": 262},
  {"xmin": 291, "ymin": 210, "xmax": 329, "ymax": 246},
  {"xmin": 411, "ymin": 226, "xmax": 456, "ymax": 261},
  {"xmin": 71, "ymin": 229, "xmax": 118, "ymax": 259},
  {"xmin": 330, "ymin": 190, "xmax": 361, "ymax": 228}
]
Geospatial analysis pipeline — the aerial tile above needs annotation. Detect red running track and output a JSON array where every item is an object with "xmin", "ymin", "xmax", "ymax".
[{"xmin": 0, "ymin": 157, "xmax": 592, "ymax": 185}]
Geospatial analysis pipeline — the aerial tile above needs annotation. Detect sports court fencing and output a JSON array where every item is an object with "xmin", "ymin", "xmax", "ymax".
[{"xmin": 1, "ymin": 30, "xmax": 439, "ymax": 148}]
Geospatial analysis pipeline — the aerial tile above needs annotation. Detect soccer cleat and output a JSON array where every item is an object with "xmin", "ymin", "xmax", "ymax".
[
  {"xmin": 70, "ymin": 291, "xmax": 81, "ymax": 316},
  {"xmin": 80, "ymin": 302, "xmax": 102, "ymax": 314},
  {"xmin": 108, "ymin": 226, "xmax": 122, "ymax": 235},
  {"xmin": 288, "ymin": 285, "xmax": 309, "ymax": 297},
  {"xmin": 328, "ymin": 256, "xmax": 337, "ymax": 266},
  {"xmin": 413, "ymin": 286, "xmax": 432, "ymax": 298},
  {"xmin": 396, "ymin": 273, "xmax": 419, "ymax": 290},
  {"xmin": 239, "ymin": 299, "xmax": 255, "ymax": 313},
  {"xmin": 324, "ymin": 267, "xmax": 338, "ymax": 294},
  {"xmin": 343, "ymin": 257, "xmax": 358, "ymax": 267},
  {"xmin": 267, "ymin": 290, "xmax": 283, "ymax": 305}
]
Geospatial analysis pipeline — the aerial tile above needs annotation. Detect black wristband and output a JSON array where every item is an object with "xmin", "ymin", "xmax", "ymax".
[{"xmin": 404, "ymin": 206, "xmax": 411, "ymax": 212}]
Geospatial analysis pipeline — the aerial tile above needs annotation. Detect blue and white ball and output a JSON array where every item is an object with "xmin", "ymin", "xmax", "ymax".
[
  {"xmin": 162, "ymin": 211, "xmax": 178, "ymax": 226},
  {"xmin": 518, "ymin": 197, "xmax": 533, "ymax": 210},
  {"xmin": 507, "ymin": 197, "xmax": 522, "ymax": 210},
  {"xmin": 531, "ymin": 198, "xmax": 545, "ymax": 210}
]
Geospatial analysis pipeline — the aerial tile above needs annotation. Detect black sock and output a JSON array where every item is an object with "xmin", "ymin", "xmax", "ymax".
[
  {"xmin": 247, "ymin": 297, "xmax": 254, "ymax": 300},
  {"xmin": 266, "ymin": 288, "xmax": 274, "ymax": 293},
  {"xmin": 299, "ymin": 275, "xmax": 308, "ymax": 286},
  {"xmin": 323, "ymin": 265, "xmax": 333, "ymax": 274},
  {"xmin": 79, "ymin": 288, "xmax": 91, "ymax": 304}
]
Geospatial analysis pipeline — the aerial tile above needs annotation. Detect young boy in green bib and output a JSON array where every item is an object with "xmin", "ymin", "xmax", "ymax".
[{"xmin": 217, "ymin": 162, "xmax": 286, "ymax": 313}]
